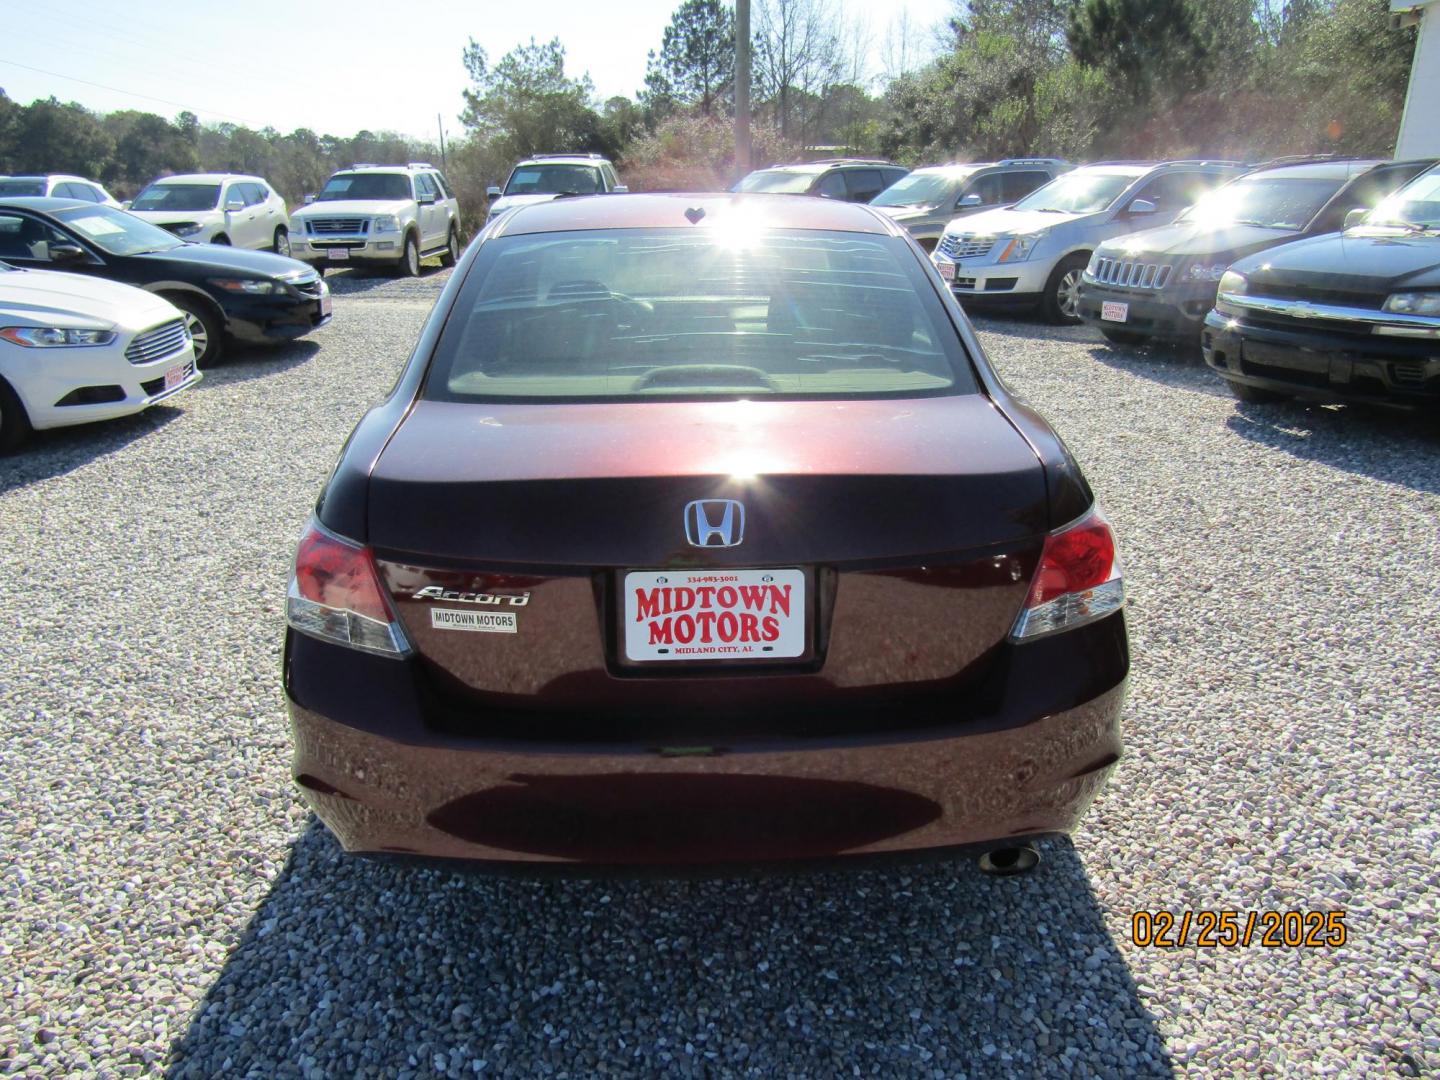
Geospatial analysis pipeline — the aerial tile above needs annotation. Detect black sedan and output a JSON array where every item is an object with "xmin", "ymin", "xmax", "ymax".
[
  {"xmin": 1079, "ymin": 157, "xmax": 1436, "ymax": 345},
  {"xmin": 0, "ymin": 197, "xmax": 330, "ymax": 366},
  {"xmin": 1203, "ymin": 164, "xmax": 1440, "ymax": 408}
]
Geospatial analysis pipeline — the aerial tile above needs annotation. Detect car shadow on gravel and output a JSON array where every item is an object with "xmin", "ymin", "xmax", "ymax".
[
  {"xmin": 197, "ymin": 340, "xmax": 322, "ymax": 388},
  {"xmin": 1225, "ymin": 402, "xmax": 1440, "ymax": 495},
  {"xmin": 0, "ymin": 406, "xmax": 181, "ymax": 494},
  {"xmin": 165, "ymin": 821, "xmax": 1174, "ymax": 1078},
  {"xmin": 1082, "ymin": 342, "xmax": 1230, "ymax": 398}
]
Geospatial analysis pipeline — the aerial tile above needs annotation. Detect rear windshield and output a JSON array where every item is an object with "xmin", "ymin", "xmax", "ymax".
[
  {"xmin": 318, "ymin": 173, "xmax": 412, "ymax": 201},
  {"xmin": 131, "ymin": 183, "xmax": 220, "ymax": 211},
  {"xmin": 425, "ymin": 227, "xmax": 974, "ymax": 402},
  {"xmin": 0, "ymin": 179, "xmax": 46, "ymax": 197}
]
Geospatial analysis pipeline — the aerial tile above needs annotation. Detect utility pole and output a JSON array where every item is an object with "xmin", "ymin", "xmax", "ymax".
[
  {"xmin": 437, "ymin": 113, "xmax": 448, "ymax": 172},
  {"xmin": 735, "ymin": 0, "xmax": 751, "ymax": 180}
]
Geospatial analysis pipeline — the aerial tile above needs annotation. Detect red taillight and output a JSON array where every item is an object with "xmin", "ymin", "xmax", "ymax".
[
  {"xmin": 1026, "ymin": 518, "xmax": 1118, "ymax": 607},
  {"xmin": 1011, "ymin": 509, "xmax": 1124, "ymax": 641},
  {"xmin": 294, "ymin": 525, "xmax": 393, "ymax": 623},
  {"xmin": 286, "ymin": 519, "xmax": 410, "ymax": 656}
]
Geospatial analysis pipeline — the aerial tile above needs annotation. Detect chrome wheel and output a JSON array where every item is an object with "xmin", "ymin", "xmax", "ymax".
[
  {"xmin": 405, "ymin": 239, "xmax": 419, "ymax": 276},
  {"xmin": 274, "ymin": 229, "xmax": 290, "ymax": 257},
  {"xmin": 183, "ymin": 311, "xmax": 209, "ymax": 362},
  {"xmin": 1057, "ymin": 268, "xmax": 1082, "ymax": 319},
  {"xmin": 448, "ymin": 232, "xmax": 458, "ymax": 261}
]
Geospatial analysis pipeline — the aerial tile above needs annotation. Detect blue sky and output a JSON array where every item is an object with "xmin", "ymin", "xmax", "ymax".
[{"xmin": 1, "ymin": 0, "xmax": 951, "ymax": 139}]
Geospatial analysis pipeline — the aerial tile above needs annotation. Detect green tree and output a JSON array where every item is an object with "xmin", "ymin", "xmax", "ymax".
[
  {"xmin": 1067, "ymin": 0, "xmax": 1209, "ymax": 104},
  {"xmin": 644, "ymin": 0, "xmax": 736, "ymax": 117},
  {"xmin": 12, "ymin": 98, "xmax": 114, "ymax": 176},
  {"xmin": 459, "ymin": 37, "xmax": 604, "ymax": 161}
]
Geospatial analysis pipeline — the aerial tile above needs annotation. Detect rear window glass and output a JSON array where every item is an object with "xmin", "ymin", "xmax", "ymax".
[{"xmin": 426, "ymin": 227, "xmax": 974, "ymax": 402}]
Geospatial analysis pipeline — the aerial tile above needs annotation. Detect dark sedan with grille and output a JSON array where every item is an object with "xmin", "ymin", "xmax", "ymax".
[
  {"xmin": 284, "ymin": 193, "xmax": 1128, "ymax": 872},
  {"xmin": 0, "ymin": 197, "xmax": 330, "ymax": 366}
]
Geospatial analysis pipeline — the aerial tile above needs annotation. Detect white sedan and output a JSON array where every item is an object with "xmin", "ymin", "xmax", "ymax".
[{"xmin": 0, "ymin": 262, "xmax": 200, "ymax": 449}]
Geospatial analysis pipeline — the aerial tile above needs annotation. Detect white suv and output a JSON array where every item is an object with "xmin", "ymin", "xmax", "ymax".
[
  {"xmin": 485, "ymin": 154, "xmax": 625, "ymax": 224},
  {"xmin": 289, "ymin": 163, "xmax": 461, "ymax": 276},
  {"xmin": 0, "ymin": 174, "xmax": 122, "ymax": 207},
  {"xmin": 128, "ymin": 173, "xmax": 292, "ymax": 252}
]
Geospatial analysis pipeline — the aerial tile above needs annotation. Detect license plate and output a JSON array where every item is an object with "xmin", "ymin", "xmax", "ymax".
[
  {"xmin": 320, "ymin": 292, "xmax": 332, "ymax": 317},
  {"xmin": 163, "ymin": 364, "xmax": 186, "ymax": 390},
  {"xmin": 326, "ymin": 248, "xmax": 350, "ymax": 261},
  {"xmin": 623, "ymin": 568, "xmax": 806, "ymax": 662},
  {"xmin": 936, "ymin": 260, "xmax": 956, "ymax": 282},
  {"xmin": 1101, "ymin": 301, "xmax": 1129, "ymax": 323}
]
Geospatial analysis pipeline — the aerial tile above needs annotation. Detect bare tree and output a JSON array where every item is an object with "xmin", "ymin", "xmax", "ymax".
[{"xmin": 753, "ymin": 0, "xmax": 845, "ymax": 143}]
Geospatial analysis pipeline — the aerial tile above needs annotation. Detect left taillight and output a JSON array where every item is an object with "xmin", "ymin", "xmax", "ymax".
[
  {"xmin": 285, "ymin": 518, "xmax": 411, "ymax": 657},
  {"xmin": 1009, "ymin": 508, "xmax": 1125, "ymax": 641}
]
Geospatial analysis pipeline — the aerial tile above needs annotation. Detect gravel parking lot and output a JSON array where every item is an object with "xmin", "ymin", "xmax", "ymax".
[{"xmin": 1, "ymin": 267, "xmax": 1436, "ymax": 1079}]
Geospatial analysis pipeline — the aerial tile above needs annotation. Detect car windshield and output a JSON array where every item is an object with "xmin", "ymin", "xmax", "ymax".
[
  {"xmin": 55, "ymin": 204, "xmax": 184, "ymax": 255},
  {"xmin": 1014, "ymin": 172, "xmax": 1137, "ymax": 213},
  {"xmin": 317, "ymin": 173, "xmax": 412, "ymax": 201},
  {"xmin": 0, "ymin": 179, "xmax": 46, "ymax": 197},
  {"xmin": 130, "ymin": 183, "xmax": 221, "ymax": 212},
  {"xmin": 426, "ymin": 226, "xmax": 974, "ymax": 401},
  {"xmin": 1180, "ymin": 176, "xmax": 1345, "ymax": 230},
  {"xmin": 733, "ymin": 170, "xmax": 819, "ymax": 194},
  {"xmin": 870, "ymin": 171, "xmax": 969, "ymax": 208},
  {"xmin": 504, "ymin": 164, "xmax": 602, "ymax": 196},
  {"xmin": 1364, "ymin": 169, "xmax": 1440, "ymax": 230}
]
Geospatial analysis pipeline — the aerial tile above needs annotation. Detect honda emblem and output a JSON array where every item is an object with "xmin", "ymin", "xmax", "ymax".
[{"xmin": 683, "ymin": 499, "xmax": 745, "ymax": 547}]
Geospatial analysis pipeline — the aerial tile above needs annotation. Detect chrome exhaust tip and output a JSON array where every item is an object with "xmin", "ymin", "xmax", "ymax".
[{"xmin": 978, "ymin": 845, "xmax": 1040, "ymax": 877}]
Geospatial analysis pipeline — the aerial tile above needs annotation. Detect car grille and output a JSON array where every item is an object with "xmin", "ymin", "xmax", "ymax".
[
  {"xmin": 1256, "ymin": 283, "xmax": 1386, "ymax": 310},
  {"xmin": 309, "ymin": 218, "xmax": 369, "ymax": 234},
  {"xmin": 1090, "ymin": 257, "xmax": 1173, "ymax": 289},
  {"xmin": 1392, "ymin": 361, "xmax": 1429, "ymax": 387},
  {"xmin": 290, "ymin": 276, "xmax": 324, "ymax": 298},
  {"xmin": 125, "ymin": 318, "xmax": 189, "ymax": 365},
  {"xmin": 937, "ymin": 234, "xmax": 996, "ymax": 260}
]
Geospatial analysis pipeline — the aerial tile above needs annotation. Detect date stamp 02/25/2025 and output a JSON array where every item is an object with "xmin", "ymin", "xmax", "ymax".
[{"xmin": 1131, "ymin": 910, "xmax": 1348, "ymax": 949}]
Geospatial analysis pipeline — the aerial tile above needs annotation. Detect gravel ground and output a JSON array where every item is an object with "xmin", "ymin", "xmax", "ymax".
[{"xmin": 1, "ymin": 269, "xmax": 1436, "ymax": 1079}]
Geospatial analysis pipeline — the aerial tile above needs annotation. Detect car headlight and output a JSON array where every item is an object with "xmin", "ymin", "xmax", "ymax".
[
  {"xmin": 997, "ymin": 234, "xmax": 1039, "ymax": 263},
  {"xmin": 209, "ymin": 278, "xmax": 282, "ymax": 295},
  {"xmin": 1383, "ymin": 292, "xmax": 1440, "ymax": 316},
  {"xmin": 1217, "ymin": 270, "xmax": 1247, "ymax": 296},
  {"xmin": 1188, "ymin": 263, "xmax": 1230, "ymax": 282},
  {"xmin": 170, "ymin": 222, "xmax": 204, "ymax": 237},
  {"xmin": 372, "ymin": 215, "xmax": 400, "ymax": 234},
  {"xmin": 0, "ymin": 326, "xmax": 116, "ymax": 347},
  {"xmin": 289, "ymin": 219, "xmax": 309, "ymax": 237}
]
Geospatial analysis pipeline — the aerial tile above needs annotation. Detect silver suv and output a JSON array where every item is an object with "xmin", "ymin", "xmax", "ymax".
[
  {"xmin": 486, "ymin": 154, "xmax": 626, "ymax": 224},
  {"xmin": 289, "ymin": 163, "xmax": 461, "ymax": 276},
  {"xmin": 931, "ymin": 160, "xmax": 1247, "ymax": 322},
  {"xmin": 870, "ymin": 158, "xmax": 1070, "ymax": 251}
]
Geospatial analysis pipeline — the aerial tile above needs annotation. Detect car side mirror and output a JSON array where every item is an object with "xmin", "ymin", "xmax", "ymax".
[
  {"xmin": 303, "ymin": 193, "xmax": 317, "ymax": 205},
  {"xmin": 121, "ymin": 200, "xmax": 132, "ymax": 210},
  {"xmin": 486, "ymin": 185, "xmax": 502, "ymax": 199},
  {"xmin": 225, "ymin": 196, "xmax": 245, "ymax": 212},
  {"xmin": 957, "ymin": 193, "xmax": 983, "ymax": 209},
  {"xmin": 1344, "ymin": 207, "xmax": 1369, "ymax": 230},
  {"xmin": 1128, "ymin": 198, "xmax": 1157, "ymax": 215},
  {"xmin": 613, "ymin": 184, "xmax": 629, "ymax": 194},
  {"xmin": 418, "ymin": 193, "xmax": 436, "ymax": 205},
  {"xmin": 49, "ymin": 243, "xmax": 87, "ymax": 263}
]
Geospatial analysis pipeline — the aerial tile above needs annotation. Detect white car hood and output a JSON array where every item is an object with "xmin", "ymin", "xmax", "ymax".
[
  {"xmin": 945, "ymin": 207, "xmax": 1088, "ymax": 237},
  {"xmin": 489, "ymin": 193, "xmax": 563, "ymax": 215},
  {"xmin": 293, "ymin": 199, "xmax": 412, "ymax": 219},
  {"xmin": 0, "ymin": 268, "xmax": 177, "ymax": 330},
  {"xmin": 130, "ymin": 207, "xmax": 223, "ymax": 226}
]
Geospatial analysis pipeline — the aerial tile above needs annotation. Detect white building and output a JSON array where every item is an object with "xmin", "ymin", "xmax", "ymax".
[{"xmin": 1393, "ymin": 0, "xmax": 1440, "ymax": 155}]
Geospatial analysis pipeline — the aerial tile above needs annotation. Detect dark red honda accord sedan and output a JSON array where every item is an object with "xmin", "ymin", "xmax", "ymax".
[{"xmin": 283, "ymin": 193, "xmax": 1128, "ymax": 870}]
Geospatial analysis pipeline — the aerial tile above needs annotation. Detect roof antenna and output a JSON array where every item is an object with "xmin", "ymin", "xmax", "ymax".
[{"xmin": 685, "ymin": 207, "xmax": 706, "ymax": 224}]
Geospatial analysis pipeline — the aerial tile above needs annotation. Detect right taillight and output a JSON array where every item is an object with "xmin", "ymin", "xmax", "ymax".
[
  {"xmin": 285, "ymin": 517, "xmax": 411, "ymax": 657},
  {"xmin": 1009, "ymin": 508, "xmax": 1125, "ymax": 641}
]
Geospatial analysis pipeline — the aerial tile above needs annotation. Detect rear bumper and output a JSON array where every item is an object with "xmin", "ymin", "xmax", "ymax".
[
  {"xmin": 1203, "ymin": 310, "xmax": 1440, "ymax": 406},
  {"xmin": 284, "ymin": 619, "xmax": 1128, "ymax": 868},
  {"xmin": 1078, "ymin": 280, "xmax": 1217, "ymax": 341}
]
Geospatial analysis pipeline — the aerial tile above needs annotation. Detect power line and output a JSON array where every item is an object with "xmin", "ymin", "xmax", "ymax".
[{"xmin": 0, "ymin": 58, "xmax": 263, "ymax": 127}]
